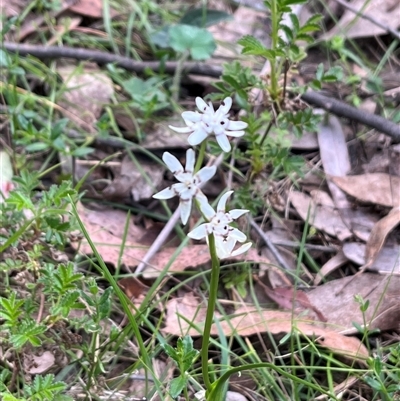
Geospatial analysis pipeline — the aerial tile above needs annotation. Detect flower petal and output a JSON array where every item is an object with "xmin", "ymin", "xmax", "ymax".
[
  {"xmin": 199, "ymin": 200, "xmax": 215, "ymax": 220},
  {"xmin": 228, "ymin": 209, "xmax": 249, "ymax": 219},
  {"xmin": 182, "ymin": 111, "xmax": 202, "ymax": 123},
  {"xmin": 188, "ymin": 224, "xmax": 209, "ymax": 240},
  {"xmin": 217, "ymin": 191, "xmax": 234, "ymax": 212},
  {"xmin": 163, "ymin": 152, "xmax": 183, "ymax": 175},
  {"xmin": 179, "ymin": 198, "xmax": 192, "ymax": 225},
  {"xmin": 196, "ymin": 97, "xmax": 214, "ymax": 114},
  {"xmin": 226, "ymin": 120, "xmax": 248, "ymax": 130},
  {"xmin": 153, "ymin": 187, "xmax": 176, "ymax": 199},
  {"xmin": 218, "ymin": 97, "xmax": 232, "ymax": 115},
  {"xmin": 195, "ymin": 166, "xmax": 216, "ymax": 184},
  {"xmin": 188, "ymin": 128, "xmax": 208, "ymax": 146},
  {"xmin": 225, "ymin": 130, "xmax": 246, "ymax": 138},
  {"xmin": 185, "ymin": 148, "xmax": 195, "ymax": 173},
  {"xmin": 230, "ymin": 242, "xmax": 252, "ymax": 257},
  {"xmin": 215, "ymin": 133, "xmax": 231, "ymax": 152},
  {"xmin": 168, "ymin": 125, "xmax": 192, "ymax": 133},
  {"xmin": 229, "ymin": 228, "xmax": 247, "ymax": 242}
]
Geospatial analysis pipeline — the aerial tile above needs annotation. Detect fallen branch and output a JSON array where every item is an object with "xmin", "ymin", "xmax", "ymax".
[
  {"xmin": 301, "ymin": 91, "xmax": 400, "ymax": 141},
  {"xmin": 2, "ymin": 42, "xmax": 223, "ymax": 78},
  {"xmin": 4, "ymin": 42, "xmax": 400, "ymax": 140}
]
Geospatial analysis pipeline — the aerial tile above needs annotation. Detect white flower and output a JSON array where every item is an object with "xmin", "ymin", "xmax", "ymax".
[
  {"xmin": 169, "ymin": 97, "xmax": 248, "ymax": 152},
  {"xmin": 188, "ymin": 190, "xmax": 252, "ymax": 259},
  {"xmin": 153, "ymin": 149, "xmax": 216, "ymax": 225}
]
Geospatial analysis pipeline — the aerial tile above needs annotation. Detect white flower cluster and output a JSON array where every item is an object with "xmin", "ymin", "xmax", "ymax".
[{"xmin": 153, "ymin": 97, "xmax": 251, "ymax": 259}]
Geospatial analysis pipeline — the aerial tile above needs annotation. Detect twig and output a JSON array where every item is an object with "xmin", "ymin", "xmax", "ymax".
[
  {"xmin": 331, "ymin": 0, "xmax": 400, "ymax": 41},
  {"xmin": 4, "ymin": 42, "xmax": 400, "ymax": 140},
  {"xmin": 301, "ymin": 91, "xmax": 400, "ymax": 141},
  {"xmin": 3, "ymin": 42, "xmax": 223, "ymax": 78},
  {"xmin": 249, "ymin": 217, "xmax": 293, "ymax": 272}
]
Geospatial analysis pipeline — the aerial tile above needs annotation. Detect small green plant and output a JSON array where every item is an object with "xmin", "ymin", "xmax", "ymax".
[
  {"xmin": 162, "ymin": 336, "xmax": 200, "ymax": 398},
  {"xmin": 0, "ymin": 374, "xmax": 71, "ymax": 401}
]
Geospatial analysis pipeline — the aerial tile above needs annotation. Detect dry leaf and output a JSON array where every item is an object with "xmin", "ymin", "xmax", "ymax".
[
  {"xmin": 261, "ymin": 284, "xmax": 327, "ymax": 322},
  {"xmin": 290, "ymin": 191, "xmax": 352, "ymax": 240},
  {"xmin": 24, "ymin": 351, "xmax": 55, "ymax": 374},
  {"xmin": 69, "ymin": 0, "xmax": 117, "ymax": 18},
  {"xmin": 142, "ymin": 248, "xmax": 270, "ymax": 279},
  {"xmin": 323, "ymin": 0, "xmax": 400, "ymax": 39},
  {"xmin": 118, "ymin": 276, "xmax": 147, "ymax": 299},
  {"xmin": 365, "ymin": 206, "xmax": 400, "ymax": 268},
  {"xmin": 74, "ymin": 203, "xmax": 268, "ymax": 274},
  {"xmin": 343, "ymin": 242, "xmax": 400, "ymax": 274},
  {"xmin": 0, "ymin": 0, "xmax": 26, "ymax": 17},
  {"xmin": 331, "ymin": 174, "xmax": 400, "ymax": 207},
  {"xmin": 103, "ymin": 154, "xmax": 164, "ymax": 201},
  {"xmin": 163, "ymin": 293, "xmax": 368, "ymax": 359},
  {"xmin": 307, "ymin": 273, "xmax": 400, "ymax": 333},
  {"xmin": 314, "ymin": 251, "xmax": 348, "ymax": 285},
  {"xmin": 58, "ymin": 66, "xmax": 114, "ymax": 129}
]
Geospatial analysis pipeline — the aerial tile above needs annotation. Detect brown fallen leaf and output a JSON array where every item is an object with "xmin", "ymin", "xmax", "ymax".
[
  {"xmin": 58, "ymin": 65, "xmax": 114, "ymax": 129},
  {"xmin": 162, "ymin": 293, "xmax": 368, "ymax": 359},
  {"xmin": 343, "ymin": 242, "xmax": 400, "ymax": 275},
  {"xmin": 331, "ymin": 174, "xmax": 400, "ymax": 207},
  {"xmin": 69, "ymin": 0, "xmax": 118, "ymax": 18},
  {"xmin": 118, "ymin": 277, "xmax": 147, "ymax": 299},
  {"xmin": 314, "ymin": 251, "xmax": 348, "ymax": 285},
  {"xmin": 318, "ymin": 115, "xmax": 351, "ymax": 210},
  {"xmin": 74, "ymin": 203, "xmax": 269, "ymax": 275},
  {"xmin": 307, "ymin": 273, "xmax": 400, "ymax": 333},
  {"xmin": 24, "ymin": 351, "xmax": 56, "ymax": 374},
  {"xmin": 322, "ymin": 0, "xmax": 400, "ymax": 40},
  {"xmin": 364, "ymin": 206, "xmax": 400, "ymax": 269},
  {"xmin": 258, "ymin": 281, "xmax": 327, "ymax": 322},
  {"xmin": 103, "ymin": 154, "xmax": 164, "ymax": 201},
  {"xmin": 290, "ymin": 191, "xmax": 352, "ymax": 240}
]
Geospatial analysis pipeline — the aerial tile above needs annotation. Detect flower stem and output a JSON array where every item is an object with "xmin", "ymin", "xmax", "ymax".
[
  {"xmin": 194, "ymin": 140, "xmax": 207, "ymax": 174},
  {"xmin": 201, "ymin": 233, "xmax": 220, "ymax": 395}
]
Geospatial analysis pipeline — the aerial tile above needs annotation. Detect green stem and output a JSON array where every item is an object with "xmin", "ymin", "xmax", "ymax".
[
  {"xmin": 269, "ymin": 0, "xmax": 280, "ymax": 102},
  {"xmin": 194, "ymin": 140, "xmax": 207, "ymax": 174},
  {"xmin": 201, "ymin": 233, "xmax": 221, "ymax": 395}
]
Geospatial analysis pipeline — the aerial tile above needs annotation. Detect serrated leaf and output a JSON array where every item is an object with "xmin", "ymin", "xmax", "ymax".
[
  {"xmin": 305, "ymin": 14, "xmax": 323, "ymax": 25},
  {"xmin": 163, "ymin": 343, "xmax": 178, "ymax": 360},
  {"xmin": 298, "ymin": 24, "xmax": 321, "ymax": 33},
  {"xmin": 180, "ymin": 8, "xmax": 232, "ymax": 27},
  {"xmin": 283, "ymin": 0, "xmax": 308, "ymax": 5},
  {"xmin": 289, "ymin": 13, "xmax": 300, "ymax": 31},
  {"xmin": 238, "ymin": 35, "xmax": 270, "ymax": 57},
  {"xmin": 279, "ymin": 25, "xmax": 294, "ymax": 41},
  {"xmin": 169, "ymin": 376, "xmax": 187, "ymax": 398},
  {"xmin": 169, "ymin": 24, "xmax": 215, "ymax": 60}
]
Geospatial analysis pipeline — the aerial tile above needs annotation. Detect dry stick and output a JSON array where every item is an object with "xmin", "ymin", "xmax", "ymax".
[
  {"xmin": 301, "ymin": 91, "xmax": 400, "ymax": 141},
  {"xmin": 4, "ymin": 41, "xmax": 399, "ymax": 141},
  {"xmin": 249, "ymin": 217, "xmax": 293, "ymax": 272},
  {"xmin": 331, "ymin": 0, "xmax": 400, "ymax": 41},
  {"xmin": 2, "ymin": 42, "xmax": 223, "ymax": 78},
  {"xmin": 135, "ymin": 153, "xmax": 224, "ymax": 274}
]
